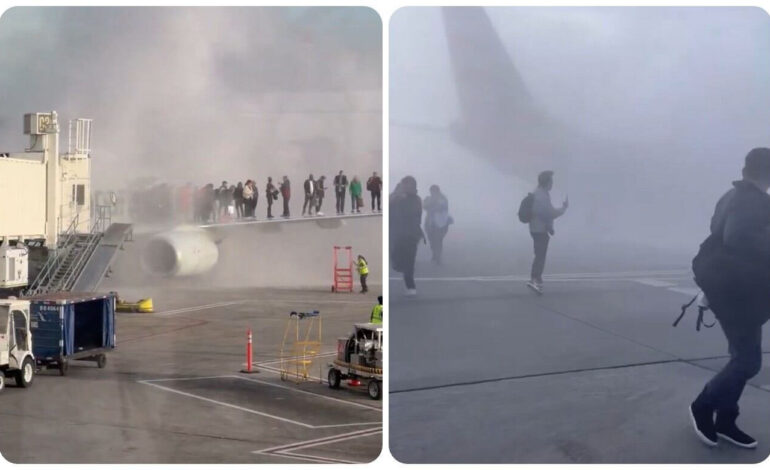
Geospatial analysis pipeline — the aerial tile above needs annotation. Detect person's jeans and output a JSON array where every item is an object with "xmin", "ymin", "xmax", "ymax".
[
  {"xmin": 371, "ymin": 191, "xmax": 381, "ymax": 211},
  {"xmin": 351, "ymin": 193, "xmax": 358, "ymax": 212},
  {"xmin": 427, "ymin": 224, "xmax": 449, "ymax": 262},
  {"xmin": 282, "ymin": 198, "xmax": 290, "ymax": 217},
  {"xmin": 360, "ymin": 273, "xmax": 368, "ymax": 292},
  {"xmin": 303, "ymin": 194, "xmax": 314, "ymax": 215},
  {"xmin": 393, "ymin": 237, "xmax": 419, "ymax": 290},
  {"xmin": 336, "ymin": 190, "xmax": 346, "ymax": 213},
  {"xmin": 530, "ymin": 232, "xmax": 550, "ymax": 283},
  {"xmin": 694, "ymin": 307, "xmax": 763, "ymax": 415}
]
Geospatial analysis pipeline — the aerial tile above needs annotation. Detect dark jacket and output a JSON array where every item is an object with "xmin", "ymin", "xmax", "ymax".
[
  {"xmin": 280, "ymin": 180, "xmax": 291, "ymax": 199},
  {"xmin": 367, "ymin": 176, "xmax": 382, "ymax": 192},
  {"xmin": 390, "ymin": 192, "xmax": 423, "ymax": 242},
  {"xmin": 693, "ymin": 180, "xmax": 770, "ymax": 325},
  {"xmin": 334, "ymin": 174, "xmax": 348, "ymax": 192}
]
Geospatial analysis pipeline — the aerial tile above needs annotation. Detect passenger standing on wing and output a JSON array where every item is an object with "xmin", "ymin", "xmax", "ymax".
[
  {"xmin": 234, "ymin": 182, "xmax": 244, "ymax": 219},
  {"xmin": 526, "ymin": 171, "xmax": 568, "ymax": 295},
  {"xmin": 367, "ymin": 171, "xmax": 382, "ymax": 212},
  {"xmin": 315, "ymin": 176, "xmax": 326, "ymax": 215},
  {"xmin": 334, "ymin": 170, "xmax": 348, "ymax": 214},
  {"xmin": 689, "ymin": 148, "xmax": 770, "ymax": 449},
  {"xmin": 242, "ymin": 179, "xmax": 255, "ymax": 218},
  {"xmin": 357, "ymin": 254, "xmax": 369, "ymax": 293},
  {"xmin": 423, "ymin": 185, "xmax": 452, "ymax": 264},
  {"xmin": 217, "ymin": 181, "xmax": 229, "ymax": 219},
  {"xmin": 350, "ymin": 176, "xmax": 363, "ymax": 213},
  {"xmin": 390, "ymin": 176, "xmax": 424, "ymax": 296},
  {"xmin": 265, "ymin": 177, "xmax": 276, "ymax": 219},
  {"xmin": 303, "ymin": 174, "xmax": 316, "ymax": 216},
  {"xmin": 280, "ymin": 176, "xmax": 291, "ymax": 218}
]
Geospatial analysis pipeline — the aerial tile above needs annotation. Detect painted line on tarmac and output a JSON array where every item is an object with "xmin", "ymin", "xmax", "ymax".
[
  {"xmin": 139, "ymin": 375, "xmax": 381, "ymax": 428},
  {"xmin": 138, "ymin": 379, "xmax": 317, "ymax": 428},
  {"xmin": 667, "ymin": 287, "xmax": 700, "ymax": 297},
  {"xmin": 155, "ymin": 300, "xmax": 250, "ymax": 316},
  {"xmin": 633, "ymin": 278, "xmax": 678, "ymax": 288},
  {"xmin": 231, "ymin": 374, "xmax": 382, "ymax": 412},
  {"xmin": 253, "ymin": 427, "xmax": 382, "ymax": 464},
  {"xmin": 391, "ymin": 269, "xmax": 690, "ymax": 283}
]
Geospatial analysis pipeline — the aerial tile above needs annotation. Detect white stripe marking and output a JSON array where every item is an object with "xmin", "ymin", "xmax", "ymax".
[
  {"xmin": 138, "ymin": 380, "xmax": 315, "ymax": 428},
  {"xmin": 668, "ymin": 287, "xmax": 700, "ymax": 297},
  {"xmin": 230, "ymin": 375, "xmax": 382, "ymax": 412},
  {"xmin": 633, "ymin": 279, "xmax": 677, "ymax": 288}
]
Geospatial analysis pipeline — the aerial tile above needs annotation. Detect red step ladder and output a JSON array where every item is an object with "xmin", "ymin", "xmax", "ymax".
[{"xmin": 332, "ymin": 246, "xmax": 353, "ymax": 293}]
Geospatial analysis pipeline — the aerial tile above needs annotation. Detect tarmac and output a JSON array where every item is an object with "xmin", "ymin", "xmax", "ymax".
[
  {"xmin": 389, "ymin": 237, "xmax": 770, "ymax": 464},
  {"xmin": 0, "ymin": 274, "xmax": 382, "ymax": 463}
]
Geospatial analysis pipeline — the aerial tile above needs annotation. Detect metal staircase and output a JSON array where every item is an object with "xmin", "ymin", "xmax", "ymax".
[{"xmin": 25, "ymin": 213, "xmax": 105, "ymax": 297}]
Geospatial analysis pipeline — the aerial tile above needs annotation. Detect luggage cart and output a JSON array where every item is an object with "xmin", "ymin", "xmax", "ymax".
[{"xmin": 279, "ymin": 310, "xmax": 322, "ymax": 383}]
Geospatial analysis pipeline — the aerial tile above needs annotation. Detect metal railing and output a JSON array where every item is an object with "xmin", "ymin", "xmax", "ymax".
[{"xmin": 25, "ymin": 206, "xmax": 110, "ymax": 296}]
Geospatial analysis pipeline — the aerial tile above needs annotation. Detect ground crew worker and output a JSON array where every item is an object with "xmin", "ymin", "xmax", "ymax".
[
  {"xmin": 370, "ymin": 296, "xmax": 383, "ymax": 324},
  {"xmin": 357, "ymin": 254, "xmax": 369, "ymax": 293}
]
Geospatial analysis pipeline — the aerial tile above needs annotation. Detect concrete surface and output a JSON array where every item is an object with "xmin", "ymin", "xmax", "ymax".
[
  {"xmin": 0, "ymin": 283, "xmax": 382, "ymax": 463},
  {"xmin": 390, "ymin": 251, "xmax": 770, "ymax": 463}
]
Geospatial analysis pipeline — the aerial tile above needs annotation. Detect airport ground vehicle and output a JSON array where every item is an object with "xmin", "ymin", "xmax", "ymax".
[
  {"xmin": 328, "ymin": 323, "xmax": 383, "ymax": 400},
  {"xmin": 28, "ymin": 292, "xmax": 116, "ymax": 375},
  {"xmin": 0, "ymin": 299, "xmax": 36, "ymax": 390},
  {"xmin": 115, "ymin": 295, "xmax": 154, "ymax": 313}
]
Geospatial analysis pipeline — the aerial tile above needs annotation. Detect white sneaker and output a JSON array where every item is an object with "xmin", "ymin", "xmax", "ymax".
[
  {"xmin": 405, "ymin": 289, "xmax": 417, "ymax": 296},
  {"xmin": 526, "ymin": 281, "xmax": 543, "ymax": 296}
]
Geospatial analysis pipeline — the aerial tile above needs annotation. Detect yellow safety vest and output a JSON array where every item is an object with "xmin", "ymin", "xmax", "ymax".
[
  {"xmin": 370, "ymin": 304, "xmax": 383, "ymax": 324},
  {"xmin": 358, "ymin": 259, "xmax": 369, "ymax": 275}
]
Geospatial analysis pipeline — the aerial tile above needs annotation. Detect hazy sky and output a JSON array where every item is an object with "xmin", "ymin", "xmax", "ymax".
[
  {"xmin": 390, "ymin": 7, "xmax": 770, "ymax": 265},
  {"xmin": 0, "ymin": 7, "xmax": 382, "ymax": 189}
]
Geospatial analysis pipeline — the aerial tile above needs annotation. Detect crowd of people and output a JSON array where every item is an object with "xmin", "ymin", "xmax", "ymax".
[
  {"xmin": 389, "ymin": 177, "xmax": 454, "ymax": 296},
  {"xmin": 165, "ymin": 170, "xmax": 382, "ymax": 224}
]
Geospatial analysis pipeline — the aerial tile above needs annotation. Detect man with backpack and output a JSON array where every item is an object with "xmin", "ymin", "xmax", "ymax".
[
  {"xmin": 689, "ymin": 148, "xmax": 770, "ymax": 449},
  {"xmin": 520, "ymin": 170, "xmax": 568, "ymax": 295},
  {"xmin": 367, "ymin": 171, "xmax": 383, "ymax": 212}
]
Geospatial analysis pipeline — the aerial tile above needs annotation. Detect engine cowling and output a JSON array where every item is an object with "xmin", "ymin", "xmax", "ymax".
[{"xmin": 142, "ymin": 227, "xmax": 218, "ymax": 277}]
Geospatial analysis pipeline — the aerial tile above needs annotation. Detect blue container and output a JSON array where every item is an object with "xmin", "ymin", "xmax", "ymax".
[{"xmin": 28, "ymin": 292, "xmax": 116, "ymax": 364}]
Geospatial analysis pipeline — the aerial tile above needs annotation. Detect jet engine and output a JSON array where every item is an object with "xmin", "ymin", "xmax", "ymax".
[{"xmin": 141, "ymin": 227, "xmax": 218, "ymax": 277}]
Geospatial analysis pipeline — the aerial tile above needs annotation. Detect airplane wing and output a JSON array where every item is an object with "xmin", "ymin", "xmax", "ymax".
[{"xmin": 198, "ymin": 212, "xmax": 382, "ymax": 238}]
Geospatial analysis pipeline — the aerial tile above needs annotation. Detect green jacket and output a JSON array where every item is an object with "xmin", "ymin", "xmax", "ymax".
[{"xmin": 350, "ymin": 180, "xmax": 362, "ymax": 197}]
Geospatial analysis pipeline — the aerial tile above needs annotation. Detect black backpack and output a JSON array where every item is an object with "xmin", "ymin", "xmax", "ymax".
[{"xmin": 518, "ymin": 193, "xmax": 534, "ymax": 223}]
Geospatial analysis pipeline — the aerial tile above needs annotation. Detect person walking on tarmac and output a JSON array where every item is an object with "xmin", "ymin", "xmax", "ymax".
[
  {"xmin": 423, "ymin": 184, "xmax": 452, "ymax": 264},
  {"xmin": 280, "ymin": 176, "xmax": 291, "ymax": 218},
  {"xmin": 689, "ymin": 148, "xmax": 770, "ymax": 449},
  {"xmin": 390, "ymin": 176, "xmax": 424, "ymax": 296},
  {"xmin": 315, "ymin": 175, "xmax": 326, "ymax": 215},
  {"xmin": 357, "ymin": 254, "xmax": 369, "ymax": 293},
  {"xmin": 350, "ymin": 176, "xmax": 363, "ymax": 213},
  {"xmin": 370, "ymin": 296, "xmax": 383, "ymax": 324},
  {"xmin": 367, "ymin": 171, "xmax": 383, "ymax": 212},
  {"xmin": 334, "ymin": 170, "xmax": 348, "ymax": 214},
  {"xmin": 303, "ymin": 174, "xmax": 316, "ymax": 216},
  {"xmin": 265, "ymin": 177, "xmax": 277, "ymax": 219},
  {"xmin": 526, "ymin": 171, "xmax": 568, "ymax": 295}
]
